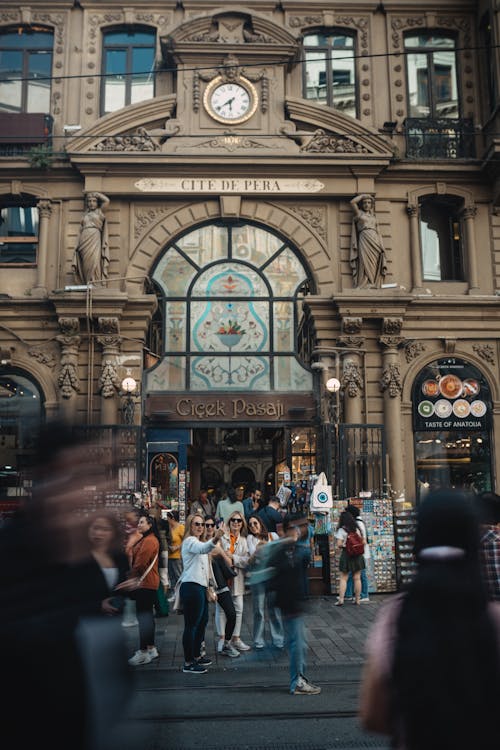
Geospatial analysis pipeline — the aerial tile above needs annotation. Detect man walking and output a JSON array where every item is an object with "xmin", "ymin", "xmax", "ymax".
[{"xmin": 271, "ymin": 513, "xmax": 321, "ymax": 695}]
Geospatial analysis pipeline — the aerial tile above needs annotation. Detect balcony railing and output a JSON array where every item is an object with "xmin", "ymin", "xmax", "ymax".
[
  {"xmin": 0, "ymin": 113, "xmax": 53, "ymax": 156},
  {"xmin": 405, "ymin": 117, "xmax": 475, "ymax": 159}
]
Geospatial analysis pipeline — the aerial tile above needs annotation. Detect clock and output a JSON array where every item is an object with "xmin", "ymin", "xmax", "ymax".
[{"xmin": 203, "ymin": 75, "xmax": 258, "ymax": 125}]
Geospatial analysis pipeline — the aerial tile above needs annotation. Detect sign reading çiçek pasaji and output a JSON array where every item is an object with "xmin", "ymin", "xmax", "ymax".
[{"xmin": 145, "ymin": 393, "xmax": 315, "ymax": 422}]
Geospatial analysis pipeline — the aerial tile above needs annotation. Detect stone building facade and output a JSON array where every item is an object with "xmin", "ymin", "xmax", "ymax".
[{"xmin": 1, "ymin": 0, "xmax": 500, "ymax": 519}]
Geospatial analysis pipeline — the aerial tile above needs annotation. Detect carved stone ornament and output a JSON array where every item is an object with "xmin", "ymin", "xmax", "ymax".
[
  {"xmin": 98, "ymin": 317, "xmax": 120, "ymax": 336},
  {"xmin": 288, "ymin": 206, "xmax": 327, "ymax": 239},
  {"xmin": 342, "ymin": 317, "xmax": 363, "ymax": 335},
  {"xmin": 91, "ymin": 128, "xmax": 160, "ymax": 152},
  {"xmin": 380, "ymin": 363, "xmax": 403, "ymax": 398},
  {"xmin": 300, "ymin": 129, "xmax": 369, "ymax": 154},
  {"xmin": 134, "ymin": 206, "xmax": 170, "ymax": 239},
  {"xmin": 404, "ymin": 341, "xmax": 426, "ymax": 363},
  {"xmin": 185, "ymin": 15, "xmax": 273, "ymax": 44},
  {"xmin": 382, "ymin": 318, "xmax": 403, "ymax": 336},
  {"xmin": 193, "ymin": 136, "xmax": 272, "ymax": 151},
  {"xmin": 338, "ymin": 336, "xmax": 364, "ymax": 349},
  {"xmin": 99, "ymin": 361, "xmax": 120, "ymax": 399},
  {"xmin": 341, "ymin": 359, "xmax": 364, "ymax": 398},
  {"xmin": 380, "ymin": 336, "xmax": 405, "ymax": 350},
  {"xmin": 472, "ymin": 343, "xmax": 495, "ymax": 364},
  {"xmin": 59, "ymin": 318, "xmax": 80, "ymax": 337}
]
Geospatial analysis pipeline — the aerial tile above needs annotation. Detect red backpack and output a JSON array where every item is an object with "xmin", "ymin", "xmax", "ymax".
[{"xmin": 345, "ymin": 530, "xmax": 365, "ymax": 557}]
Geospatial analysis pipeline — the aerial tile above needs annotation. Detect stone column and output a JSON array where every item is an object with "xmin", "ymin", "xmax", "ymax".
[
  {"xmin": 406, "ymin": 204, "xmax": 423, "ymax": 292},
  {"xmin": 96, "ymin": 317, "xmax": 121, "ymax": 425},
  {"xmin": 379, "ymin": 318, "xmax": 405, "ymax": 499},
  {"xmin": 56, "ymin": 317, "xmax": 81, "ymax": 422},
  {"xmin": 32, "ymin": 200, "xmax": 52, "ymax": 297},
  {"xmin": 462, "ymin": 206, "xmax": 479, "ymax": 293}
]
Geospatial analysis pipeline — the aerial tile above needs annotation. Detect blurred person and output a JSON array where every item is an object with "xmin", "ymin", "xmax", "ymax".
[
  {"xmin": 215, "ymin": 485, "xmax": 245, "ymax": 524},
  {"xmin": 121, "ymin": 507, "xmax": 141, "ymax": 626},
  {"xmin": 258, "ymin": 494, "xmax": 283, "ymax": 534},
  {"xmin": 272, "ymin": 513, "xmax": 321, "ymax": 695},
  {"xmin": 179, "ymin": 513, "xmax": 224, "ymax": 673},
  {"xmin": 478, "ymin": 491, "xmax": 500, "ymax": 600},
  {"xmin": 166, "ymin": 509, "xmax": 185, "ymax": 599},
  {"xmin": 190, "ymin": 487, "xmax": 216, "ymax": 517},
  {"xmin": 246, "ymin": 513, "xmax": 284, "ymax": 649},
  {"xmin": 0, "ymin": 420, "xmax": 132, "ymax": 750},
  {"xmin": 243, "ymin": 486, "xmax": 262, "ymax": 521},
  {"xmin": 117, "ymin": 512, "xmax": 161, "ymax": 666},
  {"xmin": 344, "ymin": 503, "xmax": 370, "ymax": 603},
  {"xmin": 359, "ymin": 489, "xmax": 500, "ymax": 750},
  {"xmin": 335, "ymin": 510, "xmax": 365, "ymax": 606},
  {"xmin": 204, "ymin": 515, "xmax": 240, "ymax": 658},
  {"xmin": 219, "ymin": 510, "xmax": 251, "ymax": 651}
]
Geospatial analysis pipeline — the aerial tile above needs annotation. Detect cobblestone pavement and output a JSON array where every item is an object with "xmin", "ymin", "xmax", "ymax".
[{"xmin": 123, "ymin": 592, "xmax": 394, "ymax": 670}]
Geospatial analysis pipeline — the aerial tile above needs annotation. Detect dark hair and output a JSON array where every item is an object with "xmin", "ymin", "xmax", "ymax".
[
  {"xmin": 391, "ymin": 490, "xmax": 500, "ymax": 750},
  {"xmin": 86, "ymin": 510, "xmax": 124, "ymax": 555},
  {"xmin": 345, "ymin": 503, "xmax": 360, "ymax": 518},
  {"xmin": 247, "ymin": 513, "xmax": 268, "ymax": 539},
  {"xmin": 167, "ymin": 510, "xmax": 180, "ymax": 523},
  {"xmin": 283, "ymin": 512, "xmax": 307, "ymax": 532},
  {"xmin": 337, "ymin": 510, "xmax": 357, "ymax": 533},
  {"xmin": 478, "ymin": 492, "xmax": 500, "ymax": 526}
]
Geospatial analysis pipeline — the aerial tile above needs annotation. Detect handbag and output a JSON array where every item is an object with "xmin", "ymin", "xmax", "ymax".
[
  {"xmin": 310, "ymin": 472, "xmax": 333, "ymax": 511},
  {"xmin": 172, "ymin": 579, "xmax": 183, "ymax": 614}
]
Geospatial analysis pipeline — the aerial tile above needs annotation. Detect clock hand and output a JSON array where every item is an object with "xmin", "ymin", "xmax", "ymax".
[{"xmin": 217, "ymin": 97, "xmax": 235, "ymax": 112}]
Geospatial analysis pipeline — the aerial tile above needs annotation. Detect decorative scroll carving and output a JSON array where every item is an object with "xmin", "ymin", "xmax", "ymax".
[
  {"xmin": 342, "ymin": 359, "xmax": 364, "ymax": 398},
  {"xmin": 134, "ymin": 206, "xmax": 170, "ymax": 239},
  {"xmin": 192, "ymin": 136, "xmax": 272, "ymax": 151},
  {"xmin": 288, "ymin": 206, "xmax": 327, "ymax": 239},
  {"xmin": 472, "ymin": 343, "xmax": 495, "ymax": 364},
  {"xmin": 380, "ymin": 336, "xmax": 405, "ymax": 350},
  {"xmin": 37, "ymin": 200, "xmax": 52, "ymax": 219},
  {"xmin": 97, "ymin": 318, "xmax": 121, "ymax": 399},
  {"xmin": 380, "ymin": 363, "xmax": 403, "ymax": 398},
  {"xmin": 338, "ymin": 336, "xmax": 364, "ymax": 349},
  {"xmin": 56, "ymin": 317, "xmax": 81, "ymax": 398},
  {"xmin": 28, "ymin": 347, "xmax": 56, "ymax": 368},
  {"xmin": 98, "ymin": 317, "xmax": 119, "ymax": 336},
  {"xmin": 404, "ymin": 341, "xmax": 426, "ymax": 363},
  {"xmin": 289, "ymin": 16, "xmax": 323, "ymax": 28}
]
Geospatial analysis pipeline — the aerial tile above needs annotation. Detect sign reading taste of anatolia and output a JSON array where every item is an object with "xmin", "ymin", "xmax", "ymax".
[
  {"xmin": 146, "ymin": 393, "xmax": 316, "ymax": 422},
  {"xmin": 135, "ymin": 177, "xmax": 325, "ymax": 193}
]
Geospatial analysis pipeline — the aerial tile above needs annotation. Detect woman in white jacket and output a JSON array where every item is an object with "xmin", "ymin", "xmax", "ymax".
[
  {"xmin": 218, "ymin": 510, "xmax": 251, "ymax": 651},
  {"xmin": 179, "ymin": 513, "xmax": 224, "ymax": 674}
]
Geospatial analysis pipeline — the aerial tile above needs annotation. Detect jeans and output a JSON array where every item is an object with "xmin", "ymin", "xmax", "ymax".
[
  {"xmin": 216, "ymin": 593, "xmax": 243, "ymax": 638},
  {"xmin": 214, "ymin": 590, "xmax": 236, "ymax": 641},
  {"xmin": 168, "ymin": 558, "xmax": 183, "ymax": 589},
  {"xmin": 252, "ymin": 584, "xmax": 284, "ymax": 647},
  {"xmin": 345, "ymin": 566, "xmax": 369, "ymax": 599},
  {"xmin": 134, "ymin": 588, "xmax": 157, "ymax": 651},
  {"xmin": 180, "ymin": 582, "xmax": 207, "ymax": 664},
  {"xmin": 283, "ymin": 614, "xmax": 307, "ymax": 693}
]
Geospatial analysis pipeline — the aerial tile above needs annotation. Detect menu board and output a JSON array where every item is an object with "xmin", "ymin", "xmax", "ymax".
[{"xmin": 413, "ymin": 358, "xmax": 491, "ymax": 431}]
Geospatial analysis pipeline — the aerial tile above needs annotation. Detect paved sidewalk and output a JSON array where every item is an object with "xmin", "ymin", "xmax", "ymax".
[{"xmin": 123, "ymin": 592, "xmax": 394, "ymax": 671}]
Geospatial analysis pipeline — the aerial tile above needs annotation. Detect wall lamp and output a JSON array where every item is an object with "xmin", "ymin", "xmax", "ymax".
[{"xmin": 121, "ymin": 376, "xmax": 138, "ymax": 425}]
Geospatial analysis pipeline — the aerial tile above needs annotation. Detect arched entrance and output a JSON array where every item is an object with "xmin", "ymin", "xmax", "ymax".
[{"xmin": 0, "ymin": 370, "xmax": 43, "ymax": 514}]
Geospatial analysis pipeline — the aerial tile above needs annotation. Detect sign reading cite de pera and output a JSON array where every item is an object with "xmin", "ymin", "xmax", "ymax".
[
  {"xmin": 135, "ymin": 177, "xmax": 325, "ymax": 194},
  {"xmin": 145, "ymin": 393, "xmax": 316, "ymax": 422}
]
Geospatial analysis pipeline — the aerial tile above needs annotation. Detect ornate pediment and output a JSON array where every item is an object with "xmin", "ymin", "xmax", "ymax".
[
  {"xmin": 66, "ymin": 95, "xmax": 178, "ymax": 156},
  {"xmin": 162, "ymin": 8, "xmax": 299, "ymax": 61},
  {"xmin": 283, "ymin": 98, "xmax": 395, "ymax": 158}
]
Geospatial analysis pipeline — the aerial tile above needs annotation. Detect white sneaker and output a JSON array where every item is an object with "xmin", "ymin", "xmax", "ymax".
[
  {"xmin": 122, "ymin": 619, "xmax": 138, "ymax": 628},
  {"xmin": 222, "ymin": 642, "xmax": 240, "ymax": 658},
  {"xmin": 292, "ymin": 676, "xmax": 321, "ymax": 695},
  {"xmin": 360, "ymin": 597, "xmax": 370, "ymax": 603},
  {"xmin": 147, "ymin": 646, "xmax": 159, "ymax": 660},
  {"xmin": 232, "ymin": 638, "xmax": 251, "ymax": 651},
  {"xmin": 128, "ymin": 650, "xmax": 152, "ymax": 666},
  {"xmin": 217, "ymin": 638, "xmax": 225, "ymax": 653}
]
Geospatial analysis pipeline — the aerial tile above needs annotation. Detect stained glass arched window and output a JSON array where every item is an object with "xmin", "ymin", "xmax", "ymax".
[{"xmin": 147, "ymin": 223, "xmax": 313, "ymax": 393}]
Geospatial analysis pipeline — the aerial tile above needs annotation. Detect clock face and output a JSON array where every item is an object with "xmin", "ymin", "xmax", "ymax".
[{"xmin": 204, "ymin": 77, "xmax": 258, "ymax": 125}]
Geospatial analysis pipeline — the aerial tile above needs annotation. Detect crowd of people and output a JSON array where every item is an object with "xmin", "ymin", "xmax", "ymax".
[{"xmin": 1, "ymin": 424, "xmax": 499, "ymax": 749}]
